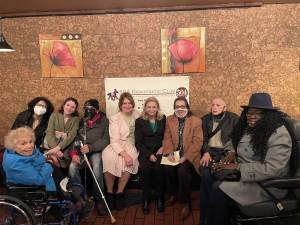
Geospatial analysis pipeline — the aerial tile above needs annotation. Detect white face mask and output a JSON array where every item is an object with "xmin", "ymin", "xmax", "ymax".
[
  {"xmin": 174, "ymin": 108, "xmax": 188, "ymax": 118},
  {"xmin": 34, "ymin": 105, "xmax": 47, "ymax": 116}
]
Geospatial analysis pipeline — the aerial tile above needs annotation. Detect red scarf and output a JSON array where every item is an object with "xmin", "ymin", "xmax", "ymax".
[{"xmin": 87, "ymin": 112, "xmax": 101, "ymax": 128}]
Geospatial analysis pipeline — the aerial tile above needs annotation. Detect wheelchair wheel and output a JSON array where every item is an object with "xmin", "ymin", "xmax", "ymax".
[{"xmin": 0, "ymin": 195, "xmax": 37, "ymax": 225}]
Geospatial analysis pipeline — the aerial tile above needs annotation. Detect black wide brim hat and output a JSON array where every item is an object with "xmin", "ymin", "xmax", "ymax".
[{"xmin": 241, "ymin": 92, "xmax": 280, "ymax": 110}]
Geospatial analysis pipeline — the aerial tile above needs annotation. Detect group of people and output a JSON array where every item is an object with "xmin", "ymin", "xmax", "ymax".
[{"xmin": 2, "ymin": 91, "xmax": 297, "ymax": 225}]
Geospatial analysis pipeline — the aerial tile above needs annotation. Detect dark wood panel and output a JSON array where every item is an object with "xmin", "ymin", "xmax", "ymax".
[{"xmin": 0, "ymin": 0, "xmax": 299, "ymax": 18}]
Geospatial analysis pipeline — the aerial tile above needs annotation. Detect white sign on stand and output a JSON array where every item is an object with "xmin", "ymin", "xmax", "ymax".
[{"xmin": 104, "ymin": 76, "xmax": 189, "ymax": 118}]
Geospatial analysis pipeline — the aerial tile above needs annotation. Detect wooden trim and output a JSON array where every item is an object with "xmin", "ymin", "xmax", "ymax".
[{"xmin": 1, "ymin": 2, "xmax": 263, "ymax": 18}]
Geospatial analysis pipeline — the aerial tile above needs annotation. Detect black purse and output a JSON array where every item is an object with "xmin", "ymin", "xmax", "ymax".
[{"xmin": 207, "ymin": 147, "xmax": 241, "ymax": 182}]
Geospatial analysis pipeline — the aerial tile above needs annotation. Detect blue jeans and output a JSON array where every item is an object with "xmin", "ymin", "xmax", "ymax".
[{"xmin": 69, "ymin": 152, "xmax": 104, "ymax": 201}]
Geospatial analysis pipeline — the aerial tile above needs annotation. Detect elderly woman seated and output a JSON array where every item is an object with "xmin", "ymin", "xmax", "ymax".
[
  {"xmin": 199, "ymin": 93, "xmax": 297, "ymax": 225},
  {"xmin": 2, "ymin": 127, "xmax": 91, "ymax": 219}
]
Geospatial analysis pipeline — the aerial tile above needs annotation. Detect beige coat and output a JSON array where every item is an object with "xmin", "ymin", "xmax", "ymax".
[
  {"xmin": 102, "ymin": 110, "xmax": 140, "ymax": 177},
  {"xmin": 162, "ymin": 115, "xmax": 203, "ymax": 173}
]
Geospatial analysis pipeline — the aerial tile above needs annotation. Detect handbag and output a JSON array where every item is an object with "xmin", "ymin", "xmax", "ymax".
[{"xmin": 207, "ymin": 147, "xmax": 241, "ymax": 182}]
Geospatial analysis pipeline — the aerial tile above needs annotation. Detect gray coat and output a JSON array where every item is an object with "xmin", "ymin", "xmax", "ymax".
[{"xmin": 219, "ymin": 125, "xmax": 292, "ymax": 206}]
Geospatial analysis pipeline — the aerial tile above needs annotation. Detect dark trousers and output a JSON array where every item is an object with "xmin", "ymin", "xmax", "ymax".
[
  {"xmin": 200, "ymin": 168, "xmax": 233, "ymax": 225},
  {"xmin": 165, "ymin": 160, "xmax": 194, "ymax": 204},
  {"xmin": 139, "ymin": 155, "xmax": 164, "ymax": 200}
]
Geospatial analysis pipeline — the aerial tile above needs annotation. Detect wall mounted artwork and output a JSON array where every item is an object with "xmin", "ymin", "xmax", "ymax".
[
  {"xmin": 161, "ymin": 27, "xmax": 205, "ymax": 74},
  {"xmin": 39, "ymin": 34, "xmax": 83, "ymax": 77}
]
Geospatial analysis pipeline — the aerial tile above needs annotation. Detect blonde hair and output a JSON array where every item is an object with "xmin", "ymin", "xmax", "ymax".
[
  {"xmin": 4, "ymin": 127, "xmax": 35, "ymax": 149},
  {"xmin": 141, "ymin": 97, "xmax": 164, "ymax": 120}
]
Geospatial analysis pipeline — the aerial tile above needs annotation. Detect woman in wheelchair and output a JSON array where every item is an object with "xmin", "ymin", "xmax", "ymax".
[
  {"xmin": 2, "ymin": 127, "xmax": 92, "ymax": 223},
  {"xmin": 200, "ymin": 93, "xmax": 297, "ymax": 225}
]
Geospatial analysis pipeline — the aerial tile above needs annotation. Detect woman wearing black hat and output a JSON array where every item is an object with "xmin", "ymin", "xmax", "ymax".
[{"xmin": 199, "ymin": 92, "xmax": 296, "ymax": 225}]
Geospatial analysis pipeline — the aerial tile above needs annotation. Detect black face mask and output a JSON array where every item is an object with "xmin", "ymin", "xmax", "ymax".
[{"xmin": 84, "ymin": 108, "xmax": 96, "ymax": 120}]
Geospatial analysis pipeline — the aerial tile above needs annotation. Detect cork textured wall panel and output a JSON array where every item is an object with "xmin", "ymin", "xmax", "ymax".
[{"xmin": 0, "ymin": 4, "xmax": 299, "ymax": 144}]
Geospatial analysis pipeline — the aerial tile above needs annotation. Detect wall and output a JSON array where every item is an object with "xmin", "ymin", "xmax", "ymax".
[{"xmin": 0, "ymin": 4, "xmax": 299, "ymax": 144}]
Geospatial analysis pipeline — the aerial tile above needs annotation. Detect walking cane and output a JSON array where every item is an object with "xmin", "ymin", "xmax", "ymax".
[{"xmin": 82, "ymin": 120, "xmax": 116, "ymax": 224}]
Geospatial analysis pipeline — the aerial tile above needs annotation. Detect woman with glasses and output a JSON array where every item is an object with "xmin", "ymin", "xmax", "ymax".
[
  {"xmin": 163, "ymin": 97, "xmax": 203, "ymax": 220},
  {"xmin": 199, "ymin": 93, "xmax": 295, "ymax": 225},
  {"xmin": 12, "ymin": 97, "xmax": 54, "ymax": 150}
]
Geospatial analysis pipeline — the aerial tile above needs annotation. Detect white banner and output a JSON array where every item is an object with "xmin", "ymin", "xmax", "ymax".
[{"xmin": 105, "ymin": 76, "xmax": 189, "ymax": 118}]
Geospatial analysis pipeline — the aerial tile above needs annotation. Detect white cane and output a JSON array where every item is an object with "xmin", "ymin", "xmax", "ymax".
[
  {"xmin": 82, "ymin": 153, "xmax": 116, "ymax": 223},
  {"xmin": 81, "ymin": 121, "xmax": 116, "ymax": 224}
]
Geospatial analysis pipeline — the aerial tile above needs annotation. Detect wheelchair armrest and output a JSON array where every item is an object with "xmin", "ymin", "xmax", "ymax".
[
  {"xmin": 7, "ymin": 183, "xmax": 46, "ymax": 191},
  {"xmin": 260, "ymin": 177, "xmax": 300, "ymax": 189}
]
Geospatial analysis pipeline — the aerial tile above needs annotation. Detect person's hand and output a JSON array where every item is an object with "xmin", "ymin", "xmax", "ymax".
[
  {"xmin": 179, "ymin": 156, "xmax": 186, "ymax": 164},
  {"xmin": 156, "ymin": 147, "xmax": 163, "ymax": 155},
  {"xmin": 55, "ymin": 131, "xmax": 67, "ymax": 139},
  {"xmin": 121, "ymin": 151, "xmax": 133, "ymax": 166},
  {"xmin": 149, "ymin": 154, "xmax": 157, "ymax": 162},
  {"xmin": 167, "ymin": 154, "xmax": 176, "ymax": 163},
  {"xmin": 47, "ymin": 146, "xmax": 63, "ymax": 158},
  {"xmin": 220, "ymin": 151, "xmax": 236, "ymax": 164},
  {"xmin": 72, "ymin": 155, "xmax": 81, "ymax": 165},
  {"xmin": 80, "ymin": 144, "xmax": 90, "ymax": 154},
  {"xmin": 213, "ymin": 162, "xmax": 239, "ymax": 172},
  {"xmin": 200, "ymin": 152, "xmax": 212, "ymax": 167},
  {"xmin": 47, "ymin": 154, "xmax": 60, "ymax": 168}
]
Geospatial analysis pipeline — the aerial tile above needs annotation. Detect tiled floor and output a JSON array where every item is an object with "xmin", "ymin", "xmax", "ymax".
[{"xmin": 80, "ymin": 192, "xmax": 200, "ymax": 225}]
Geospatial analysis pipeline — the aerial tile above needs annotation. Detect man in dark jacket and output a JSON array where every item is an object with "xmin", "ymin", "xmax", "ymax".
[
  {"xmin": 68, "ymin": 99, "xmax": 109, "ymax": 216},
  {"xmin": 200, "ymin": 98, "xmax": 239, "ymax": 167}
]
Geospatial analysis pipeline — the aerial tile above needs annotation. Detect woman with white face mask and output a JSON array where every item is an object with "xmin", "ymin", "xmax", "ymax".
[
  {"xmin": 12, "ymin": 97, "xmax": 54, "ymax": 149},
  {"xmin": 162, "ymin": 97, "xmax": 203, "ymax": 220}
]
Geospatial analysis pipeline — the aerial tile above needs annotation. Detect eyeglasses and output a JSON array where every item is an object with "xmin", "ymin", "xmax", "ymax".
[
  {"xmin": 36, "ymin": 104, "xmax": 47, "ymax": 108},
  {"xmin": 175, "ymin": 105, "xmax": 187, "ymax": 109},
  {"xmin": 246, "ymin": 112, "xmax": 263, "ymax": 117}
]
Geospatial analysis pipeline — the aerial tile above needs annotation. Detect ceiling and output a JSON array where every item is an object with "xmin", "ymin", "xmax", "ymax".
[{"xmin": 0, "ymin": 0, "xmax": 299, "ymax": 18}]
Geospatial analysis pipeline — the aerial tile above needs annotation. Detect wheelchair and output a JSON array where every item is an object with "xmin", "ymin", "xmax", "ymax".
[
  {"xmin": 232, "ymin": 118, "xmax": 300, "ymax": 225},
  {"xmin": 0, "ymin": 165, "xmax": 79, "ymax": 225}
]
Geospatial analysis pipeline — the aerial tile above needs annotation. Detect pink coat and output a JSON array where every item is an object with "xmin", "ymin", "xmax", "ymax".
[{"xmin": 102, "ymin": 110, "xmax": 140, "ymax": 177}]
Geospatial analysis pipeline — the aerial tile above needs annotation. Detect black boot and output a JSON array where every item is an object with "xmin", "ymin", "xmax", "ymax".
[
  {"xmin": 115, "ymin": 192, "xmax": 125, "ymax": 210},
  {"xmin": 142, "ymin": 199, "xmax": 150, "ymax": 214},
  {"xmin": 157, "ymin": 197, "xmax": 164, "ymax": 213},
  {"xmin": 106, "ymin": 192, "xmax": 115, "ymax": 210}
]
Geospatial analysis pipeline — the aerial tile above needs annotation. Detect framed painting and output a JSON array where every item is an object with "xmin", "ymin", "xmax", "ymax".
[
  {"xmin": 161, "ymin": 27, "xmax": 205, "ymax": 74},
  {"xmin": 39, "ymin": 34, "xmax": 83, "ymax": 77}
]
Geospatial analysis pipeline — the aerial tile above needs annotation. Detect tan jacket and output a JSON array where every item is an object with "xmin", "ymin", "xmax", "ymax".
[{"xmin": 162, "ymin": 114, "xmax": 203, "ymax": 173}]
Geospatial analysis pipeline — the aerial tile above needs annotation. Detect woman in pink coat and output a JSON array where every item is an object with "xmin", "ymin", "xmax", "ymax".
[{"xmin": 102, "ymin": 92, "xmax": 140, "ymax": 210}]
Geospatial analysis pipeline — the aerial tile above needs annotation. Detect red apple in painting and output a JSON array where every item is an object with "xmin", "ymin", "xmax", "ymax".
[{"xmin": 168, "ymin": 39, "xmax": 199, "ymax": 63}]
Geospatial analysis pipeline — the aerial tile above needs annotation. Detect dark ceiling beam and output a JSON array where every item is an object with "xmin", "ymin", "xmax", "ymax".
[{"xmin": 0, "ymin": 2, "xmax": 263, "ymax": 18}]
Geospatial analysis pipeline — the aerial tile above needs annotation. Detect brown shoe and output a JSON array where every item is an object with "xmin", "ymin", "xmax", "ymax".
[
  {"xmin": 181, "ymin": 204, "xmax": 190, "ymax": 220},
  {"xmin": 165, "ymin": 195, "xmax": 176, "ymax": 206}
]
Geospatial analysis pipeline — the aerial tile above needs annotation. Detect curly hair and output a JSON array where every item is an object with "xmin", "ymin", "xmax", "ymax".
[
  {"xmin": 27, "ymin": 96, "xmax": 54, "ymax": 122},
  {"xmin": 231, "ymin": 109, "xmax": 299, "ymax": 175},
  {"xmin": 5, "ymin": 127, "xmax": 35, "ymax": 150}
]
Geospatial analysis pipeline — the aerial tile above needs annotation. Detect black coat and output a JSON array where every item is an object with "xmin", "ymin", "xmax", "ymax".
[
  {"xmin": 12, "ymin": 110, "xmax": 49, "ymax": 148},
  {"xmin": 201, "ymin": 111, "xmax": 239, "ymax": 153},
  {"xmin": 135, "ymin": 115, "xmax": 166, "ymax": 161},
  {"xmin": 76, "ymin": 112, "xmax": 110, "ymax": 154}
]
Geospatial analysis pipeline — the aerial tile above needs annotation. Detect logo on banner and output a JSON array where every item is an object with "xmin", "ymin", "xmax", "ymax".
[
  {"xmin": 176, "ymin": 87, "xmax": 188, "ymax": 98},
  {"xmin": 107, "ymin": 89, "xmax": 119, "ymax": 101}
]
